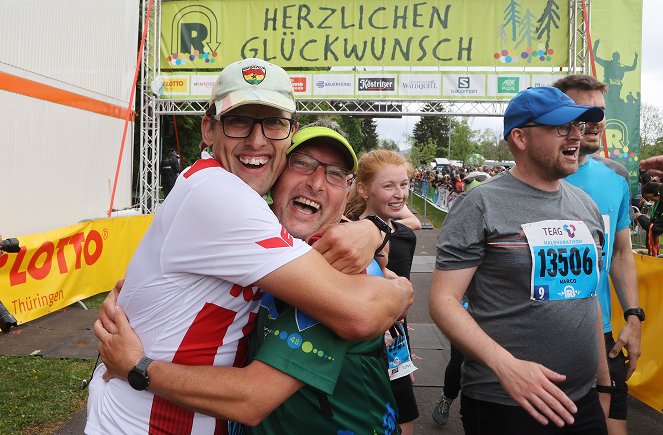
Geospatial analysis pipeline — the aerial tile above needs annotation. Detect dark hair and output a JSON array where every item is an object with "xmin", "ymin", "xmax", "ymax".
[
  {"xmin": 641, "ymin": 181, "xmax": 662, "ymax": 197},
  {"xmin": 552, "ymin": 75, "xmax": 608, "ymax": 95}
]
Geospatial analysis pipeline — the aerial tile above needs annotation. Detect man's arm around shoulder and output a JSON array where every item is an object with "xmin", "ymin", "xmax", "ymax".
[
  {"xmin": 96, "ymin": 307, "xmax": 303, "ymax": 426},
  {"xmin": 257, "ymin": 248, "xmax": 413, "ymax": 341}
]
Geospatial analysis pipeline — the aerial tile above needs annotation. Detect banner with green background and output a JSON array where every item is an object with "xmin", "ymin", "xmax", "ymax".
[
  {"xmin": 591, "ymin": 0, "xmax": 642, "ymax": 193},
  {"xmin": 160, "ymin": 0, "xmax": 569, "ymax": 69}
]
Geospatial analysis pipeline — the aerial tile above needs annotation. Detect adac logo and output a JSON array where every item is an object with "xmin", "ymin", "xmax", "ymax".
[
  {"xmin": 563, "ymin": 223, "xmax": 576, "ymax": 238},
  {"xmin": 242, "ymin": 66, "xmax": 266, "ymax": 85}
]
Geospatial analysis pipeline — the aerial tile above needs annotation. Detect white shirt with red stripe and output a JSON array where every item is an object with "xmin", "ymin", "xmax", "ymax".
[{"xmin": 86, "ymin": 159, "xmax": 311, "ymax": 435}]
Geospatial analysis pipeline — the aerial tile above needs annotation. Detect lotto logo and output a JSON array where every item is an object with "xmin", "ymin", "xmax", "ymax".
[{"xmin": 290, "ymin": 77, "xmax": 307, "ymax": 92}]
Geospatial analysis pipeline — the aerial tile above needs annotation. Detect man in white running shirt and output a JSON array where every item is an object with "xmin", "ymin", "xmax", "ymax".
[{"xmin": 86, "ymin": 58, "xmax": 412, "ymax": 434}]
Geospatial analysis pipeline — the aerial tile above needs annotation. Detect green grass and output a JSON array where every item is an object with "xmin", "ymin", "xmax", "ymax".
[
  {"xmin": 0, "ymin": 294, "xmax": 107, "ymax": 434},
  {"xmin": 408, "ymin": 192, "xmax": 447, "ymax": 230},
  {"xmin": 0, "ymin": 356, "xmax": 92, "ymax": 434},
  {"xmin": 80, "ymin": 291, "xmax": 110, "ymax": 310}
]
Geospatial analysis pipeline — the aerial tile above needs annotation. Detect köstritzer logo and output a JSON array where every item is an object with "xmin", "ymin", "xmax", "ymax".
[
  {"xmin": 563, "ymin": 223, "xmax": 576, "ymax": 238},
  {"xmin": 498, "ymin": 77, "xmax": 519, "ymax": 93},
  {"xmin": 458, "ymin": 77, "xmax": 470, "ymax": 89},
  {"xmin": 242, "ymin": 66, "xmax": 266, "ymax": 85},
  {"xmin": 358, "ymin": 78, "xmax": 395, "ymax": 91}
]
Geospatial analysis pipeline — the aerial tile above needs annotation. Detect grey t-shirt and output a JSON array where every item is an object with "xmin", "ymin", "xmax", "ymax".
[{"xmin": 435, "ymin": 171, "xmax": 605, "ymax": 405}]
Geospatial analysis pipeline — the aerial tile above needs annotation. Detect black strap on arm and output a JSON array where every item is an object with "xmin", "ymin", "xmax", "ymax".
[{"xmin": 314, "ymin": 391, "xmax": 334, "ymax": 419}]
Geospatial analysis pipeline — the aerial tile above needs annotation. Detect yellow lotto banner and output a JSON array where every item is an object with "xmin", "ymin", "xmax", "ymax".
[
  {"xmin": 0, "ymin": 215, "xmax": 153, "ymax": 325},
  {"xmin": 611, "ymin": 254, "xmax": 663, "ymax": 413},
  {"xmin": 160, "ymin": 0, "xmax": 570, "ymax": 68}
]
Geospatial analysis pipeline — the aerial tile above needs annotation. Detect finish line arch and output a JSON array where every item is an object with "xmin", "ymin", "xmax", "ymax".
[{"xmin": 138, "ymin": 0, "xmax": 643, "ymax": 213}]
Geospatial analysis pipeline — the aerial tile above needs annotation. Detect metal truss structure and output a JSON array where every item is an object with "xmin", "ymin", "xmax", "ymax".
[{"xmin": 138, "ymin": 0, "xmax": 590, "ymax": 213}]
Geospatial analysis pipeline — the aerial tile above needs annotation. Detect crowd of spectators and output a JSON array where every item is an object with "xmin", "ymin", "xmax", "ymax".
[
  {"xmin": 632, "ymin": 169, "xmax": 663, "ymax": 255},
  {"xmin": 412, "ymin": 164, "xmax": 508, "ymax": 210},
  {"xmin": 412, "ymin": 161, "xmax": 663, "ymax": 257}
]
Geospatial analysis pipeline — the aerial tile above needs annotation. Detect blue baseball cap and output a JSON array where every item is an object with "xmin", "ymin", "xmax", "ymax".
[{"xmin": 503, "ymin": 87, "xmax": 604, "ymax": 140}]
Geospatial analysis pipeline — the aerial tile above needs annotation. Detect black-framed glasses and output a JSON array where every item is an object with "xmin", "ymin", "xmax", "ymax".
[
  {"xmin": 288, "ymin": 152, "xmax": 355, "ymax": 188},
  {"xmin": 216, "ymin": 115, "xmax": 294, "ymax": 140},
  {"xmin": 518, "ymin": 121, "xmax": 587, "ymax": 137}
]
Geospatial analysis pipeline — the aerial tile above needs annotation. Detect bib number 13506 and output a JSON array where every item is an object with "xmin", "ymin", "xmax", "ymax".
[{"xmin": 536, "ymin": 246, "xmax": 593, "ymax": 278}]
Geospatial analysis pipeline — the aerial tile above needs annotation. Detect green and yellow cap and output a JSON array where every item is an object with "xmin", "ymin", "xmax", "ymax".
[{"xmin": 287, "ymin": 126, "xmax": 358, "ymax": 173}]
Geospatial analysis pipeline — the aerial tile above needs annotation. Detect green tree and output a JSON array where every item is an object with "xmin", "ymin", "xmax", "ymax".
[
  {"xmin": 411, "ymin": 113, "xmax": 451, "ymax": 157},
  {"xmin": 296, "ymin": 113, "xmax": 322, "ymax": 127},
  {"xmin": 161, "ymin": 115, "xmax": 203, "ymax": 168},
  {"xmin": 408, "ymin": 146, "xmax": 423, "ymax": 168},
  {"xmin": 641, "ymin": 137, "xmax": 663, "ymax": 160},
  {"xmin": 359, "ymin": 117, "xmax": 379, "ymax": 154},
  {"xmin": 338, "ymin": 116, "xmax": 364, "ymax": 154},
  {"xmin": 449, "ymin": 118, "xmax": 478, "ymax": 163},
  {"xmin": 408, "ymin": 139, "xmax": 437, "ymax": 168},
  {"xmin": 477, "ymin": 128, "xmax": 514, "ymax": 161},
  {"xmin": 421, "ymin": 140, "xmax": 437, "ymax": 166},
  {"xmin": 380, "ymin": 138, "xmax": 400, "ymax": 151}
]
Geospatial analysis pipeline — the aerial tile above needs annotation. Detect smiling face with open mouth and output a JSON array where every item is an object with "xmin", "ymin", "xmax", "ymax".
[
  {"xmin": 359, "ymin": 164, "xmax": 410, "ymax": 223},
  {"xmin": 564, "ymin": 89, "xmax": 607, "ymax": 162},
  {"xmin": 270, "ymin": 142, "xmax": 351, "ymax": 241},
  {"xmin": 512, "ymin": 120, "xmax": 585, "ymax": 191},
  {"xmin": 202, "ymin": 104, "xmax": 296, "ymax": 196}
]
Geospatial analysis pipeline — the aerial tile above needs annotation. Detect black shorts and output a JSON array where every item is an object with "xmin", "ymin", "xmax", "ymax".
[
  {"xmin": 391, "ymin": 375, "xmax": 419, "ymax": 423},
  {"xmin": 460, "ymin": 389, "xmax": 607, "ymax": 435},
  {"xmin": 604, "ymin": 332, "xmax": 629, "ymax": 420}
]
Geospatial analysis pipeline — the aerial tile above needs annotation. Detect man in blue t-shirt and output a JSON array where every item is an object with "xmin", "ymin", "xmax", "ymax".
[{"xmin": 555, "ymin": 75, "xmax": 642, "ymax": 435}]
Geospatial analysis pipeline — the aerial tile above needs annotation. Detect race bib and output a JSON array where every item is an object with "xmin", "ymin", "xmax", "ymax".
[
  {"xmin": 522, "ymin": 220, "xmax": 599, "ymax": 301},
  {"xmin": 385, "ymin": 322, "xmax": 417, "ymax": 381}
]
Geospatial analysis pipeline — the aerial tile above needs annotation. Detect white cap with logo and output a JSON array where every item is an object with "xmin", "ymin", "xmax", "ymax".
[{"xmin": 209, "ymin": 58, "xmax": 296, "ymax": 116}]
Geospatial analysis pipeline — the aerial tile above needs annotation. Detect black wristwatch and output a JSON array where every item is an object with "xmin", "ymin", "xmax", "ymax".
[
  {"xmin": 364, "ymin": 214, "xmax": 392, "ymax": 254},
  {"xmin": 624, "ymin": 307, "xmax": 645, "ymax": 322},
  {"xmin": 596, "ymin": 380, "xmax": 615, "ymax": 394},
  {"xmin": 128, "ymin": 356, "xmax": 154, "ymax": 391}
]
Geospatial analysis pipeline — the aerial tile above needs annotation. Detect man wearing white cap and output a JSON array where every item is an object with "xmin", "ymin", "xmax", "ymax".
[
  {"xmin": 87, "ymin": 59, "xmax": 411, "ymax": 434},
  {"xmin": 430, "ymin": 87, "xmax": 611, "ymax": 434}
]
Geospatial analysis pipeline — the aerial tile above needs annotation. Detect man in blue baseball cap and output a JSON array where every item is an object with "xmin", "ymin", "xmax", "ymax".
[{"xmin": 430, "ymin": 86, "xmax": 612, "ymax": 433}]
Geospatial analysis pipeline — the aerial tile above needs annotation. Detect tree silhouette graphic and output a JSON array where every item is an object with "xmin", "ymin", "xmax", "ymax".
[
  {"xmin": 517, "ymin": 9, "xmax": 537, "ymax": 58},
  {"xmin": 503, "ymin": 0, "xmax": 522, "ymax": 42},
  {"xmin": 536, "ymin": 0, "xmax": 560, "ymax": 51},
  {"xmin": 497, "ymin": 24, "xmax": 508, "ymax": 48}
]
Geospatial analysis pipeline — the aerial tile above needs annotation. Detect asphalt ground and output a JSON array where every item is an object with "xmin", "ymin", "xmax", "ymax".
[{"xmin": 1, "ymin": 223, "xmax": 662, "ymax": 434}]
